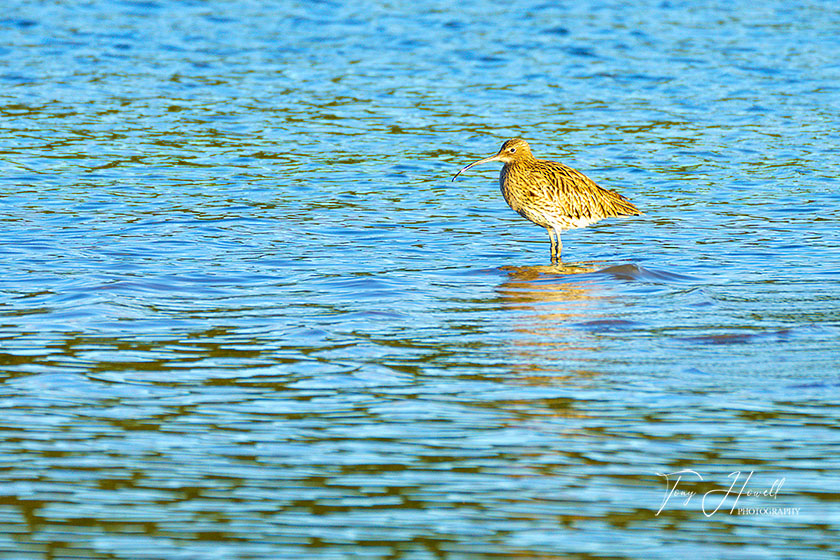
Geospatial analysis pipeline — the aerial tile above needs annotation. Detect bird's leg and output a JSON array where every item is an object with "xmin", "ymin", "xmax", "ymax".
[
  {"xmin": 553, "ymin": 229, "xmax": 563, "ymax": 262},
  {"xmin": 546, "ymin": 228, "xmax": 557, "ymax": 262}
]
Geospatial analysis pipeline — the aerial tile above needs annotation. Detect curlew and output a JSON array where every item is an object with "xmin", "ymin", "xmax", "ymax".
[{"xmin": 452, "ymin": 138, "xmax": 640, "ymax": 261}]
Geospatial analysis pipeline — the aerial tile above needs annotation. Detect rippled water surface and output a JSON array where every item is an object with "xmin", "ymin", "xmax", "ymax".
[{"xmin": 2, "ymin": 0, "xmax": 840, "ymax": 558}]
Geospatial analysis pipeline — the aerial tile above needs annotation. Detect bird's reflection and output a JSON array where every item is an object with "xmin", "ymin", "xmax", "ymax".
[
  {"xmin": 497, "ymin": 261, "xmax": 604, "ymax": 316},
  {"xmin": 500, "ymin": 261, "xmax": 603, "ymax": 279},
  {"xmin": 496, "ymin": 261, "xmax": 612, "ymax": 382}
]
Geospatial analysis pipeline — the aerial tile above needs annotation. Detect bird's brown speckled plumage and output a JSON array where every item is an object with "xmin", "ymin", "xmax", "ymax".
[{"xmin": 452, "ymin": 138, "xmax": 640, "ymax": 261}]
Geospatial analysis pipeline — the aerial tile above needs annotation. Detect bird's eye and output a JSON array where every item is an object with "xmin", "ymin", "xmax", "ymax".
[{"xmin": 509, "ymin": 148, "xmax": 516, "ymax": 153}]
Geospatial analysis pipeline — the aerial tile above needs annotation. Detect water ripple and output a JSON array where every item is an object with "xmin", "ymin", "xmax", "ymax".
[{"xmin": 0, "ymin": 0, "xmax": 838, "ymax": 558}]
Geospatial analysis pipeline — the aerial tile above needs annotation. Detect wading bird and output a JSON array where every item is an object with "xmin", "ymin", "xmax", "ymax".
[{"xmin": 452, "ymin": 138, "xmax": 640, "ymax": 261}]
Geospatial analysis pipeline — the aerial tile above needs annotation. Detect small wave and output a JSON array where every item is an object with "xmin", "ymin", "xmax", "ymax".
[
  {"xmin": 573, "ymin": 319, "xmax": 640, "ymax": 332},
  {"xmin": 681, "ymin": 329, "xmax": 792, "ymax": 345},
  {"xmin": 594, "ymin": 263, "xmax": 700, "ymax": 283},
  {"xmin": 495, "ymin": 263, "xmax": 701, "ymax": 284}
]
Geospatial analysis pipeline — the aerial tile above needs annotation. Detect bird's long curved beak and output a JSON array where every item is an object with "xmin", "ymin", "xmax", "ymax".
[{"xmin": 451, "ymin": 153, "xmax": 502, "ymax": 182}]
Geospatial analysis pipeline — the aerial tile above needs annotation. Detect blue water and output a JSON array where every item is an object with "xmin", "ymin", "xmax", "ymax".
[{"xmin": 1, "ymin": 1, "xmax": 839, "ymax": 558}]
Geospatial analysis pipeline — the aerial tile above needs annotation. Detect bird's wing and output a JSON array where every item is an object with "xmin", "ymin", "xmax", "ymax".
[{"xmin": 539, "ymin": 162, "xmax": 640, "ymax": 219}]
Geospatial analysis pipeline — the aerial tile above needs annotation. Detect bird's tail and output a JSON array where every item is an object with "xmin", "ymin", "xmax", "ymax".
[{"xmin": 601, "ymin": 188, "xmax": 642, "ymax": 217}]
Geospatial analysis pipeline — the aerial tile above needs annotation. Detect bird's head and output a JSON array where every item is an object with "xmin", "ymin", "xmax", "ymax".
[
  {"xmin": 452, "ymin": 138, "xmax": 533, "ymax": 181},
  {"xmin": 494, "ymin": 138, "xmax": 533, "ymax": 163}
]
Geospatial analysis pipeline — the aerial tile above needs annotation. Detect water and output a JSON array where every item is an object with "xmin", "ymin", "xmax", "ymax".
[{"xmin": 1, "ymin": 0, "xmax": 839, "ymax": 558}]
